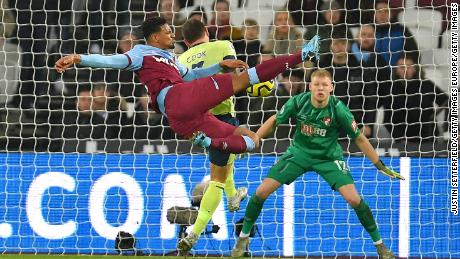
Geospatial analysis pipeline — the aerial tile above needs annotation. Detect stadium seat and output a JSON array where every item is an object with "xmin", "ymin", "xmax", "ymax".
[
  {"xmin": 246, "ymin": 0, "xmax": 286, "ymax": 11},
  {"xmin": 0, "ymin": 43, "xmax": 21, "ymax": 106},
  {"xmin": 192, "ymin": 0, "xmax": 215, "ymax": 10},
  {"xmin": 398, "ymin": 8, "xmax": 443, "ymax": 51},
  {"xmin": 441, "ymin": 29, "xmax": 451, "ymax": 48},
  {"xmin": 190, "ymin": 0, "xmax": 246, "ymax": 15},
  {"xmin": 230, "ymin": 7, "xmax": 276, "ymax": 43},
  {"xmin": 423, "ymin": 48, "xmax": 450, "ymax": 93}
]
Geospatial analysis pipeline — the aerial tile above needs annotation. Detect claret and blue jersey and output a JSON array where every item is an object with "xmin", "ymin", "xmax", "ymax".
[
  {"xmin": 80, "ymin": 44, "xmax": 222, "ymax": 113},
  {"xmin": 78, "ymin": 43, "xmax": 241, "ymax": 140}
]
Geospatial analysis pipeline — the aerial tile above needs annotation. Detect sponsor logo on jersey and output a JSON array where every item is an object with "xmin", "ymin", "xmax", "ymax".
[
  {"xmin": 152, "ymin": 56, "xmax": 179, "ymax": 71},
  {"xmin": 323, "ymin": 117, "xmax": 332, "ymax": 126},
  {"xmin": 301, "ymin": 123, "xmax": 327, "ymax": 137}
]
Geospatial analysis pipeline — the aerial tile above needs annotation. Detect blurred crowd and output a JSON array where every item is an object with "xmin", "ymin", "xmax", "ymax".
[{"xmin": 0, "ymin": 0, "xmax": 452, "ymax": 151}]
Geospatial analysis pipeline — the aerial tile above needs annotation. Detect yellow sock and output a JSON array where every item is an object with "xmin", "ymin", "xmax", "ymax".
[
  {"xmin": 224, "ymin": 163, "xmax": 237, "ymax": 198},
  {"xmin": 192, "ymin": 181, "xmax": 225, "ymax": 235}
]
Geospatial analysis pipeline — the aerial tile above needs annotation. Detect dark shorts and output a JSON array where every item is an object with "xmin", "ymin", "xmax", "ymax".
[
  {"xmin": 165, "ymin": 73, "xmax": 237, "ymax": 139},
  {"xmin": 267, "ymin": 152, "xmax": 354, "ymax": 191},
  {"xmin": 209, "ymin": 114, "xmax": 239, "ymax": 166}
]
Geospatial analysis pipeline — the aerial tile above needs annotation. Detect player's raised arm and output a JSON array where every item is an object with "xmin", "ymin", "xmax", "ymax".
[
  {"xmin": 335, "ymin": 94, "xmax": 405, "ymax": 181},
  {"xmin": 354, "ymin": 134, "xmax": 405, "ymax": 180},
  {"xmin": 256, "ymin": 115, "xmax": 277, "ymax": 139},
  {"xmin": 257, "ymin": 94, "xmax": 297, "ymax": 139},
  {"xmin": 55, "ymin": 53, "xmax": 131, "ymax": 74}
]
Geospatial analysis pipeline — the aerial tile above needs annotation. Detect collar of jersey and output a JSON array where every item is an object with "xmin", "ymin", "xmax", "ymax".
[{"xmin": 135, "ymin": 44, "xmax": 175, "ymax": 60}]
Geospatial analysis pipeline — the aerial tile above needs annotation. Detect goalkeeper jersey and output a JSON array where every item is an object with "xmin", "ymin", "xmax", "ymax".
[
  {"xmin": 178, "ymin": 40, "xmax": 236, "ymax": 116},
  {"xmin": 276, "ymin": 92, "xmax": 361, "ymax": 161}
]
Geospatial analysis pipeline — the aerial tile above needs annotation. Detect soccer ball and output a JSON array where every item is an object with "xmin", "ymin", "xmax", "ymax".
[{"xmin": 246, "ymin": 80, "xmax": 275, "ymax": 97}]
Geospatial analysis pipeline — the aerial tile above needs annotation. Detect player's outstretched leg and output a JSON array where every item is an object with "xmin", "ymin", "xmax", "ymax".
[
  {"xmin": 338, "ymin": 184, "xmax": 395, "ymax": 258},
  {"xmin": 375, "ymin": 243, "xmax": 395, "ymax": 259},
  {"xmin": 177, "ymin": 232, "xmax": 199, "ymax": 254},
  {"xmin": 213, "ymin": 150, "xmax": 247, "ymax": 212},
  {"xmin": 227, "ymin": 186, "xmax": 248, "ymax": 212},
  {"xmin": 232, "ymin": 178, "xmax": 282, "ymax": 257},
  {"xmin": 191, "ymin": 131, "xmax": 255, "ymax": 153},
  {"xmin": 231, "ymin": 194, "xmax": 265, "ymax": 258},
  {"xmin": 191, "ymin": 127, "xmax": 259, "ymax": 154},
  {"xmin": 191, "ymin": 131, "xmax": 211, "ymax": 148},
  {"xmin": 231, "ymin": 236, "xmax": 250, "ymax": 257},
  {"xmin": 178, "ymin": 158, "xmax": 247, "ymax": 253},
  {"xmin": 178, "ymin": 180, "xmax": 225, "ymax": 253},
  {"xmin": 230, "ymin": 35, "xmax": 321, "ymax": 93}
]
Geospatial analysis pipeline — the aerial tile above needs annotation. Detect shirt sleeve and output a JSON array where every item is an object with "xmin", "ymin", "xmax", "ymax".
[
  {"xmin": 276, "ymin": 96, "xmax": 297, "ymax": 125},
  {"xmin": 177, "ymin": 61, "xmax": 190, "ymax": 77},
  {"xmin": 123, "ymin": 47, "xmax": 144, "ymax": 71},
  {"xmin": 181, "ymin": 63, "xmax": 222, "ymax": 82},
  {"xmin": 222, "ymin": 41, "xmax": 237, "ymax": 60},
  {"xmin": 79, "ymin": 54, "xmax": 130, "ymax": 70},
  {"xmin": 335, "ymin": 101, "xmax": 361, "ymax": 139}
]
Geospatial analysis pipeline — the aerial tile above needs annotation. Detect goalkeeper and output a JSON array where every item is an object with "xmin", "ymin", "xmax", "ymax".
[
  {"xmin": 232, "ymin": 69, "xmax": 404, "ymax": 259},
  {"xmin": 176, "ymin": 19, "xmax": 248, "ymax": 253}
]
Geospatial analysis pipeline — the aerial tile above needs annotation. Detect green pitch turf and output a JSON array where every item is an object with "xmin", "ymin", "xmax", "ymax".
[
  {"xmin": 2, "ymin": 256, "xmax": 140, "ymax": 259},
  {"xmin": 1, "ymin": 255, "xmax": 230, "ymax": 259}
]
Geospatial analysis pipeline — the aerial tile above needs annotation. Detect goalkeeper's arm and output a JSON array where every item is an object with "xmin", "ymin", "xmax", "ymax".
[
  {"xmin": 256, "ymin": 115, "xmax": 277, "ymax": 139},
  {"xmin": 55, "ymin": 54, "xmax": 130, "ymax": 73},
  {"xmin": 354, "ymin": 133, "xmax": 405, "ymax": 180}
]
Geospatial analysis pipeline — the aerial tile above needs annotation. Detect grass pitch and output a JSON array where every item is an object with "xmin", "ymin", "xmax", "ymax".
[
  {"xmin": 1, "ymin": 255, "xmax": 228, "ymax": 259},
  {"xmin": 2, "ymin": 256, "xmax": 138, "ymax": 259}
]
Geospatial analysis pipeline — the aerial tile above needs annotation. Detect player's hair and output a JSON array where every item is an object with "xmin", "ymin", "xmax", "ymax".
[
  {"xmin": 311, "ymin": 69, "xmax": 332, "ymax": 81},
  {"xmin": 141, "ymin": 17, "xmax": 167, "ymax": 40},
  {"xmin": 182, "ymin": 19, "xmax": 206, "ymax": 44},
  {"xmin": 188, "ymin": 5, "xmax": 208, "ymax": 24}
]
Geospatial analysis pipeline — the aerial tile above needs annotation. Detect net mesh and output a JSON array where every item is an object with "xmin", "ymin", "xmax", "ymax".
[{"xmin": 0, "ymin": 0, "xmax": 456, "ymax": 257}]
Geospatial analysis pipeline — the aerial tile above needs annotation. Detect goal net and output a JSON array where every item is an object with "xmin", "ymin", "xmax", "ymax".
[{"xmin": 0, "ymin": 0, "xmax": 457, "ymax": 257}]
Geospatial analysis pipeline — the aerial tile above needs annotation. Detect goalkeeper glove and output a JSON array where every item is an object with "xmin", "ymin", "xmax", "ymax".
[{"xmin": 374, "ymin": 160, "xmax": 405, "ymax": 180}]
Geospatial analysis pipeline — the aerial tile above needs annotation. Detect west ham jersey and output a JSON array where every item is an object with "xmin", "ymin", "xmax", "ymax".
[{"xmin": 124, "ymin": 45, "xmax": 190, "ymax": 112}]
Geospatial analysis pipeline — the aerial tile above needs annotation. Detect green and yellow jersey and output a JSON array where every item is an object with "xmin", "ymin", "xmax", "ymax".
[
  {"xmin": 179, "ymin": 40, "xmax": 236, "ymax": 116},
  {"xmin": 276, "ymin": 92, "xmax": 361, "ymax": 161}
]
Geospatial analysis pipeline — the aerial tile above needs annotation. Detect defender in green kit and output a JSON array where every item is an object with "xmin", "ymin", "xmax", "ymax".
[{"xmin": 232, "ymin": 69, "xmax": 404, "ymax": 259}]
